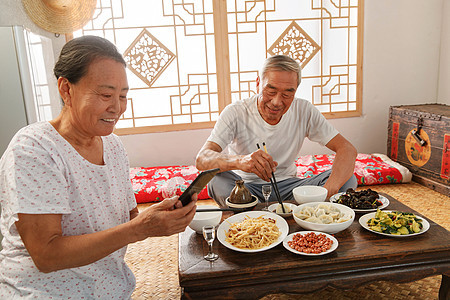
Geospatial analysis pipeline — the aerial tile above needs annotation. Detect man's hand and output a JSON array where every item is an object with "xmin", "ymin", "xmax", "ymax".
[
  {"xmin": 196, "ymin": 141, "xmax": 278, "ymax": 181},
  {"xmin": 238, "ymin": 149, "xmax": 277, "ymax": 182}
]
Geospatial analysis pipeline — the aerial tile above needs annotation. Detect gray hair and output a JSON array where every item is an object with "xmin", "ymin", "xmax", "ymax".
[
  {"xmin": 54, "ymin": 35, "xmax": 126, "ymax": 84},
  {"xmin": 260, "ymin": 55, "xmax": 301, "ymax": 86}
]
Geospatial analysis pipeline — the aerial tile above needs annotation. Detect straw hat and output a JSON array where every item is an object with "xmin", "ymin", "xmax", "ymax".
[{"xmin": 22, "ymin": 0, "xmax": 97, "ymax": 34}]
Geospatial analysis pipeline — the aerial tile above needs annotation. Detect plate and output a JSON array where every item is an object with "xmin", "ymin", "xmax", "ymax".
[
  {"xmin": 359, "ymin": 211, "xmax": 430, "ymax": 237},
  {"xmin": 217, "ymin": 211, "xmax": 289, "ymax": 253},
  {"xmin": 282, "ymin": 231, "xmax": 338, "ymax": 256},
  {"xmin": 268, "ymin": 203, "xmax": 297, "ymax": 217},
  {"xmin": 329, "ymin": 192, "xmax": 390, "ymax": 212}
]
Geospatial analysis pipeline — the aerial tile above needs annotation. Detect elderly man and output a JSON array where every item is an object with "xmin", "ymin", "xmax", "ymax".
[{"xmin": 196, "ymin": 55, "xmax": 357, "ymax": 207}]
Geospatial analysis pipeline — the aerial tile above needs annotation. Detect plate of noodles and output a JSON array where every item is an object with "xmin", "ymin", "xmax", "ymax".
[{"xmin": 217, "ymin": 211, "xmax": 289, "ymax": 253}]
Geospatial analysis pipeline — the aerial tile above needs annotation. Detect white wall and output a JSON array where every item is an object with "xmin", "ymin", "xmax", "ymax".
[
  {"xmin": 438, "ymin": 0, "xmax": 450, "ymax": 104},
  {"xmin": 305, "ymin": 0, "xmax": 443, "ymax": 156},
  {"xmin": 0, "ymin": 0, "xmax": 448, "ymax": 168}
]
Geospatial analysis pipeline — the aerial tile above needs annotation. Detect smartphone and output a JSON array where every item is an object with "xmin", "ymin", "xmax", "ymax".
[{"xmin": 178, "ymin": 168, "xmax": 220, "ymax": 206}]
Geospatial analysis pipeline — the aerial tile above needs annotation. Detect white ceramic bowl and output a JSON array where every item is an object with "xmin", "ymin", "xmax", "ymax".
[
  {"xmin": 188, "ymin": 205, "xmax": 222, "ymax": 234},
  {"xmin": 292, "ymin": 202, "xmax": 355, "ymax": 234},
  {"xmin": 293, "ymin": 185, "xmax": 328, "ymax": 204},
  {"xmin": 225, "ymin": 195, "xmax": 258, "ymax": 211},
  {"xmin": 268, "ymin": 203, "xmax": 297, "ymax": 218}
]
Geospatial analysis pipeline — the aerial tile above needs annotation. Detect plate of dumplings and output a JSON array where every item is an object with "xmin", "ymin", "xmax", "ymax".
[{"xmin": 292, "ymin": 202, "xmax": 355, "ymax": 234}]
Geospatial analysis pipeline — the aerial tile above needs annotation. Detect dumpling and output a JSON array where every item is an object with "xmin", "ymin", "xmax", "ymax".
[
  {"xmin": 318, "ymin": 214, "xmax": 333, "ymax": 224},
  {"xmin": 317, "ymin": 203, "xmax": 332, "ymax": 214},
  {"xmin": 315, "ymin": 208, "xmax": 326, "ymax": 217},
  {"xmin": 329, "ymin": 211, "xmax": 340, "ymax": 220},
  {"xmin": 336, "ymin": 216, "xmax": 350, "ymax": 223},
  {"xmin": 305, "ymin": 216, "xmax": 321, "ymax": 224},
  {"xmin": 330, "ymin": 206, "xmax": 340, "ymax": 213},
  {"xmin": 294, "ymin": 212, "xmax": 310, "ymax": 220},
  {"xmin": 276, "ymin": 204, "xmax": 292, "ymax": 214},
  {"xmin": 304, "ymin": 206, "xmax": 315, "ymax": 215},
  {"xmin": 295, "ymin": 212, "xmax": 311, "ymax": 220},
  {"xmin": 296, "ymin": 207, "xmax": 312, "ymax": 217}
]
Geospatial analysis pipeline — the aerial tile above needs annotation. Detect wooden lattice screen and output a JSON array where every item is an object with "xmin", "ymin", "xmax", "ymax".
[{"xmin": 73, "ymin": 0, "xmax": 364, "ymax": 134}]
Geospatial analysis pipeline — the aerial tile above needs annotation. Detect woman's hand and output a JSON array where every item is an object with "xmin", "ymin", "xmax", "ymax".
[{"xmin": 131, "ymin": 194, "xmax": 197, "ymax": 241}]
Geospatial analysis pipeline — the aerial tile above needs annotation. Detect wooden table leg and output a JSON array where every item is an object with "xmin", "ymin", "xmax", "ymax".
[{"xmin": 439, "ymin": 274, "xmax": 449, "ymax": 300}]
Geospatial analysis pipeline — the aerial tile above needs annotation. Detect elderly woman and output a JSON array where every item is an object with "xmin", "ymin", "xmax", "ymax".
[{"xmin": 0, "ymin": 36, "xmax": 197, "ymax": 298}]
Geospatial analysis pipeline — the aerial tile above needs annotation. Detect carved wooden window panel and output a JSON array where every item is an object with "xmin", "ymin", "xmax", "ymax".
[{"xmin": 73, "ymin": 0, "xmax": 363, "ymax": 135}]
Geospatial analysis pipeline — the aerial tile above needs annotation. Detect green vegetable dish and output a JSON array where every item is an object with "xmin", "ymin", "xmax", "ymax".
[{"xmin": 367, "ymin": 209, "xmax": 423, "ymax": 235}]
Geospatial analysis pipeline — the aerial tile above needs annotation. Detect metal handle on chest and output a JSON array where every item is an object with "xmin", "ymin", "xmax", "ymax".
[{"xmin": 411, "ymin": 117, "xmax": 427, "ymax": 146}]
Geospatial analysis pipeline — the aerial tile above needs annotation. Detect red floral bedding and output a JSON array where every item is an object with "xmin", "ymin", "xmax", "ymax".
[
  {"xmin": 295, "ymin": 153, "xmax": 404, "ymax": 185},
  {"xmin": 130, "ymin": 165, "xmax": 210, "ymax": 204},
  {"xmin": 130, "ymin": 153, "xmax": 409, "ymax": 203}
]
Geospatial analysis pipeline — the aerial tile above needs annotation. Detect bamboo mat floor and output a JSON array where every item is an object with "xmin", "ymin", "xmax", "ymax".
[{"xmin": 125, "ymin": 182, "xmax": 449, "ymax": 299}]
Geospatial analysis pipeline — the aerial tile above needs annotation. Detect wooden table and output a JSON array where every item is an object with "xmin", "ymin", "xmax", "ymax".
[{"xmin": 178, "ymin": 194, "xmax": 450, "ymax": 299}]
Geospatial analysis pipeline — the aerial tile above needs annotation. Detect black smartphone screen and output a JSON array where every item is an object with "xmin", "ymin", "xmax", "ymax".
[{"xmin": 178, "ymin": 168, "xmax": 220, "ymax": 206}]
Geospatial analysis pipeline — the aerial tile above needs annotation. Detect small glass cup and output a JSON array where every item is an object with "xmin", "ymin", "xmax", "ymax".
[
  {"xmin": 202, "ymin": 225, "xmax": 219, "ymax": 261},
  {"xmin": 262, "ymin": 185, "xmax": 272, "ymax": 211}
]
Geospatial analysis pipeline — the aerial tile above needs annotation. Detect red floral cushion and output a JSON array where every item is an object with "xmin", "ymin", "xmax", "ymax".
[
  {"xmin": 130, "ymin": 165, "xmax": 210, "ymax": 204},
  {"xmin": 295, "ymin": 153, "xmax": 404, "ymax": 185},
  {"xmin": 131, "ymin": 154, "xmax": 408, "ymax": 203}
]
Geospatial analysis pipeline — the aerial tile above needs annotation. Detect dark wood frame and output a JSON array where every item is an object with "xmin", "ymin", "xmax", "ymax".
[{"xmin": 179, "ymin": 194, "xmax": 450, "ymax": 299}]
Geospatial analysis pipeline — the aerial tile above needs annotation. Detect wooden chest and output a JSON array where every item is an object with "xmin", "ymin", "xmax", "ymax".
[{"xmin": 387, "ymin": 104, "xmax": 450, "ymax": 196}]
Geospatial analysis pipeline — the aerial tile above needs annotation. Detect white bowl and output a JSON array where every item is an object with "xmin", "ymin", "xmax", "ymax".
[
  {"xmin": 225, "ymin": 195, "xmax": 258, "ymax": 211},
  {"xmin": 292, "ymin": 202, "xmax": 355, "ymax": 234},
  {"xmin": 188, "ymin": 205, "xmax": 222, "ymax": 234},
  {"xmin": 293, "ymin": 185, "xmax": 328, "ymax": 204},
  {"xmin": 268, "ymin": 203, "xmax": 297, "ymax": 218}
]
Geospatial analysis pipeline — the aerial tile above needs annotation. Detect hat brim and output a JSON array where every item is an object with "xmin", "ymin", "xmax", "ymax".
[{"xmin": 22, "ymin": 0, "xmax": 97, "ymax": 34}]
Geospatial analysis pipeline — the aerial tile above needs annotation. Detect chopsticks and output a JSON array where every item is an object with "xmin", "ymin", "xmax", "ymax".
[{"xmin": 256, "ymin": 143, "xmax": 285, "ymax": 213}]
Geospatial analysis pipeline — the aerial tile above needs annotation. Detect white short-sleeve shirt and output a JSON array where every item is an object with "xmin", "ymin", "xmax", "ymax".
[
  {"xmin": 0, "ymin": 122, "xmax": 137, "ymax": 299},
  {"xmin": 207, "ymin": 95, "xmax": 338, "ymax": 184}
]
